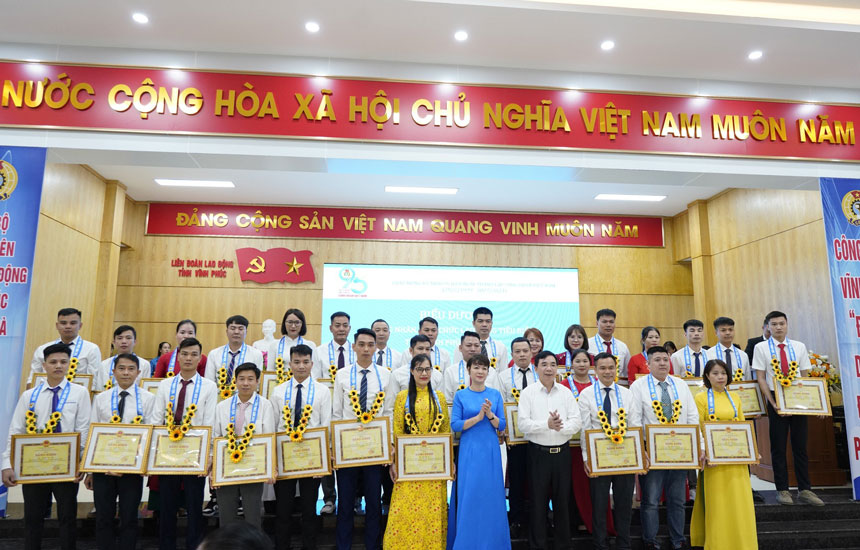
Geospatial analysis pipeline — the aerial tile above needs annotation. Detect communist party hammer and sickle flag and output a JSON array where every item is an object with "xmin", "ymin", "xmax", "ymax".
[{"xmin": 236, "ymin": 247, "xmax": 315, "ymax": 284}]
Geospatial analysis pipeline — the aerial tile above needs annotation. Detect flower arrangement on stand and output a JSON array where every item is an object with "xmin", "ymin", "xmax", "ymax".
[{"xmin": 809, "ymin": 351, "xmax": 842, "ymax": 406}]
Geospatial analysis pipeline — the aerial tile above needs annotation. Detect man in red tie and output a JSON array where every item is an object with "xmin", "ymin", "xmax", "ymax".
[
  {"xmin": 752, "ymin": 310, "xmax": 824, "ymax": 506},
  {"xmin": 590, "ymin": 309, "xmax": 631, "ymax": 384}
]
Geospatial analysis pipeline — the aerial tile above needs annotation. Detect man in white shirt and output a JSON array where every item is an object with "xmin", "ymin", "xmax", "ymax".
[
  {"xmin": 630, "ymin": 345, "xmax": 700, "ymax": 550},
  {"xmin": 706, "ymin": 317, "xmax": 750, "ymax": 381},
  {"xmin": 590, "ymin": 308, "xmax": 631, "ymax": 382},
  {"xmin": 271, "ymin": 343, "xmax": 332, "ymax": 550},
  {"xmin": 86, "ymin": 353, "xmax": 156, "ymax": 550},
  {"xmin": 213, "ymin": 363, "xmax": 276, "ymax": 529},
  {"xmin": 29, "ymin": 307, "xmax": 102, "ymax": 381},
  {"xmin": 268, "ymin": 308, "xmax": 317, "ymax": 370},
  {"xmin": 3, "ymin": 343, "xmax": 91, "ymax": 550},
  {"xmin": 670, "ymin": 319, "xmax": 706, "ymax": 378},
  {"xmin": 152, "ymin": 338, "xmax": 218, "ymax": 550},
  {"xmin": 93, "ymin": 325, "xmax": 152, "ymax": 392},
  {"xmin": 332, "ymin": 328, "xmax": 392, "ymax": 550},
  {"xmin": 371, "ymin": 318, "xmax": 401, "ymax": 370},
  {"xmin": 518, "ymin": 350, "xmax": 582, "ymax": 550},
  {"xmin": 753, "ymin": 310, "xmax": 824, "ymax": 507},
  {"xmin": 443, "ymin": 331, "xmax": 502, "ymax": 404},
  {"xmin": 579, "ymin": 352, "xmax": 642, "ymax": 550},
  {"xmin": 387, "ymin": 335, "xmax": 442, "ymax": 402},
  {"xmin": 204, "ymin": 315, "xmax": 265, "ymax": 395},
  {"xmin": 453, "ymin": 307, "xmax": 509, "ymax": 368},
  {"xmin": 399, "ymin": 316, "xmax": 452, "ymax": 372}
]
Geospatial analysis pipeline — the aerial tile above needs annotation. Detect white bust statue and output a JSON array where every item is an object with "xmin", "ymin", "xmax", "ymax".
[{"xmin": 253, "ymin": 319, "xmax": 277, "ymax": 350}]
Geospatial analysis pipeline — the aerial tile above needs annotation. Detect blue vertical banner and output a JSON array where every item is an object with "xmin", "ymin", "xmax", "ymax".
[
  {"xmin": 0, "ymin": 146, "xmax": 45, "ymax": 516},
  {"xmin": 820, "ymin": 177, "xmax": 860, "ymax": 500}
]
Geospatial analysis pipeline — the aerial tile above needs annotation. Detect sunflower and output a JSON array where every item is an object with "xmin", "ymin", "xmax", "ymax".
[
  {"xmin": 180, "ymin": 424, "xmax": 190, "ymax": 434},
  {"xmin": 458, "ymin": 384, "xmax": 466, "ymax": 390},
  {"xmin": 360, "ymin": 412, "xmax": 373, "ymax": 423},
  {"xmin": 110, "ymin": 415, "xmax": 121, "ymax": 424},
  {"xmin": 25, "ymin": 410, "xmax": 35, "ymax": 419},
  {"xmin": 169, "ymin": 430, "xmax": 182, "ymax": 441},
  {"xmin": 50, "ymin": 411, "xmax": 62, "ymax": 421},
  {"xmin": 610, "ymin": 434, "xmax": 623, "ymax": 444},
  {"xmin": 220, "ymin": 389, "xmax": 231, "ymax": 399},
  {"xmin": 290, "ymin": 432, "xmax": 302, "ymax": 442},
  {"xmin": 771, "ymin": 358, "xmax": 780, "ymax": 367},
  {"xmin": 246, "ymin": 423, "xmax": 256, "ymax": 432},
  {"xmin": 26, "ymin": 426, "xmax": 36, "ymax": 434},
  {"xmin": 651, "ymin": 400, "xmax": 660, "ymax": 407},
  {"xmin": 167, "ymin": 371, "xmax": 175, "ymax": 378},
  {"xmin": 490, "ymin": 357, "xmax": 497, "ymax": 368},
  {"xmin": 228, "ymin": 441, "xmax": 237, "ymax": 451},
  {"xmin": 187, "ymin": 404, "xmax": 197, "ymax": 413},
  {"xmin": 230, "ymin": 451, "xmax": 243, "ymax": 463},
  {"xmin": 780, "ymin": 378, "xmax": 792, "ymax": 387},
  {"xmin": 348, "ymin": 389, "xmax": 358, "ymax": 398},
  {"xmin": 708, "ymin": 413, "xmax": 717, "ymax": 421},
  {"xmin": 238, "ymin": 444, "xmax": 247, "ymax": 452}
]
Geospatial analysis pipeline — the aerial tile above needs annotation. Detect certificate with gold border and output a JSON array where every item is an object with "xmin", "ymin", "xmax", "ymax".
[
  {"xmin": 258, "ymin": 372, "xmax": 279, "ymax": 400},
  {"xmin": 146, "ymin": 426, "xmax": 211, "ymax": 475},
  {"xmin": 11, "ymin": 432, "xmax": 80, "ymax": 484},
  {"xmin": 212, "ymin": 434, "xmax": 275, "ymax": 487},
  {"xmin": 683, "ymin": 377, "xmax": 706, "ymax": 397},
  {"xmin": 331, "ymin": 417, "xmax": 391, "ymax": 469},
  {"xmin": 395, "ymin": 433, "xmax": 453, "ymax": 482},
  {"xmin": 276, "ymin": 427, "xmax": 331, "ymax": 480},
  {"xmin": 732, "ymin": 382, "xmax": 766, "ymax": 417},
  {"xmin": 138, "ymin": 378, "xmax": 162, "ymax": 396},
  {"xmin": 32, "ymin": 373, "xmax": 93, "ymax": 392},
  {"xmin": 703, "ymin": 421, "xmax": 759, "ymax": 465},
  {"xmin": 503, "ymin": 403, "xmax": 527, "ymax": 445},
  {"xmin": 774, "ymin": 377, "xmax": 831, "ymax": 416},
  {"xmin": 584, "ymin": 427, "xmax": 646, "ymax": 476},
  {"xmin": 81, "ymin": 423, "xmax": 152, "ymax": 474},
  {"xmin": 645, "ymin": 424, "xmax": 701, "ymax": 470}
]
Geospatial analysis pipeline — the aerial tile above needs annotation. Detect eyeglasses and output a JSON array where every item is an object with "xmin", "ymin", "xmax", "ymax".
[
  {"xmin": 413, "ymin": 367, "xmax": 433, "ymax": 374},
  {"xmin": 285, "ymin": 320, "xmax": 302, "ymax": 326}
]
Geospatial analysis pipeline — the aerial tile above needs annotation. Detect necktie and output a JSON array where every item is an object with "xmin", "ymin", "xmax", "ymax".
[
  {"xmin": 694, "ymin": 352, "xmax": 702, "ymax": 377},
  {"xmin": 778, "ymin": 343, "xmax": 789, "ymax": 376},
  {"xmin": 659, "ymin": 381, "xmax": 673, "ymax": 421},
  {"xmin": 50, "ymin": 387, "xmax": 62, "ymax": 433},
  {"xmin": 480, "ymin": 340, "xmax": 488, "ymax": 357},
  {"xmin": 377, "ymin": 350, "xmax": 384, "ymax": 366},
  {"xmin": 294, "ymin": 383, "xmax": 303, "ymax": 428},
  {"xmin": 724, "ymin": 348, "xmax": 733, "ymax": 372},
  {"xmin": 604, "ymin": 341, "xmax": 612, "ymax": 354},
  {"xmin": 359, "ymin": 370, "xmax": 369, "ymax": 412},
  {"xmin": 602, "ymin": 387, "xmax": 612, "ymax": 419},
  {"xmin": 174, "ymin": 379, "xmax": 191, "ymax": 424},
  {"xmin": 235, "ymin": 400, "xmax": 249, "ymax": 433},
  {"xmin": 227, "ymin": 350, "xmax": 239, "ymax": 380},
  {"xmin": 338, "ymin": 346, "xmax": 345, "ymax": 370},
  {"xmin": 520, "ymin": 368, "xmax": 530, "ymax": 389},
  {"xmin": 118, "ymin": 390, "xmax": 129, "ymax": 419}
]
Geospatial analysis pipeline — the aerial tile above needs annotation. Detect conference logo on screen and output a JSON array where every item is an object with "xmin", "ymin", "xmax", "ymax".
[
  {"xmin": 0, "ymin": 160, "xmax": 19, "ymax": 201},
  {"xmin": 338, "ymin": 267, "xmax": 368, "ymax": 297},
  {"xmin": 842, "ymin": 190, "xmax": 860, "ymax": 226}
]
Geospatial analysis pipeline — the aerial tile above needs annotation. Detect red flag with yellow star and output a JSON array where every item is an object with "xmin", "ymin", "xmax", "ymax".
[{"xmin": 235, "ymin": 247, "xmax": 315, "ymax": 284}]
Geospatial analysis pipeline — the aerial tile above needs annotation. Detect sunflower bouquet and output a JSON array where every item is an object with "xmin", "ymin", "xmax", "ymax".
[
  {"xmin": 66, "ymin": 357, "xmax": 78, "ymax": 382},
  {"xmin": 275, "ymin": 356, "xmax": 292, "ymax": 384},
  {"xmin": 597, "ymin": 407, "xmax": 627, "ymax": 444},
  {"xmin": 651, "ymin": 398, "xmax": 681, "ymax": 424},
  {"xmin": 225, "ymin": 421, "xmax": 256, "ymax": 463},
  {"xmin": 283, "ymin": 403, "xmax": 313, "ymax": 442},
  {"xmin": 349, "ymin": 388, "xmax": 385, "ymax": 423},
  {"xmin": 217, "ymin": 367, "xmax": 237, "ymax": 400},
  {"xmin": 166, "ymin": 401, "xmax": 196, "ymax": 441}
]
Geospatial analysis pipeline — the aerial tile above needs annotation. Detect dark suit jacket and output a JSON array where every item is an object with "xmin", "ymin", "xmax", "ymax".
[{"xmin": 745, "ymin": 336, "xmax": 765, "ymax": 365}]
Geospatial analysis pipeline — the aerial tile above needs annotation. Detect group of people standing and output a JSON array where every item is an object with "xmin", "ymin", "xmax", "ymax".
[{"xmin": 2, "ymin": 305, "xmax": 825, "ymax": 550}]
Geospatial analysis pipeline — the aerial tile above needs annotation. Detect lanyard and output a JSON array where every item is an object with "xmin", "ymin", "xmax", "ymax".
[
  {"xmin": 30, "ymin": 382, "xmax": 71, "ymax": 427},
  {"xmin": 707, "ymin": 388, "xmax": 738, "ymax": 420},
  {"xmin": 714, "ymin": 345, "xmax": 742, "ymax": 367},
  {"xmin": 377, "ymin": 347, "xmax": 393, "ymax": 368},
  {"xmin": 565, "ymin": 351, "xmax": 571, "ymax": 368},
  {"xmin": 278, "ymin": 336, "xmax": 304, "ymax": 361},
  {"xmin": 329, "ymin": 341, "xmax": 354, "ymax": 365},
  {"xmin": 594, "ymin": 335, "xmax": 616, "ymax": 355},
  {"xmin": 683, "ymin": 347, "xmax": 703, "ymax": 376},
  {"xmin": 486, "ymin": 338, "xmax": 498, "ymax": 358},
  {"xmin": 405, "ymin": 388, "xmax": 442, "ymax": 421},
  {"xmin": 567, "ymin": 375, "xmax": 592, "ymax": 399},
  {"xmin": 458, "ymin": 360, "xmax": 466, "ymax": 387},
  {"xmin": 641, "ymin": 351, "xmax": 647, "ymax": 362},
  {"xmin": 510, "ymin": 365, "xmax": 537, "ymax": 390},
  {"xmin": 350, "ymin": 364, "xmax": 383, "ymax": 394},
  {"xmin": 168, "ymin": 349, "xmax": 177, "ymax": 374},
  {"xmin": 112, "ymin": 385, "xmax": 143, "ymax": 419},
  {"xmin": 230, "ymin": 393, "xmax": 260, "ymax": 428},
  {"xmin": 593, "ymin": 382, "xmax": 623, "ymax": 416},
  {"xmin": 284, "ymin": 377, "xmax": 316, "ymax": 409},
  {"xmin": 431, "ymin": 346, "xmax": 441, "ymax": 367},
  {"xmin": 221, "ymin": 344, "xmax": 247, "ymax": 373},
  {"xmin": 768, "ymin": 337, "xmax": 796, "ymax": 362},
  {"xmin": 647, "ymin": 374, "xmax": 678, "ymax": 403},
  {"xmin": 169, "ymin": 374, "xmax": 202, "ymax": 412},
  {"xmin": 109, "ymin": 355, "xmax": 117, "ymax": 385}
]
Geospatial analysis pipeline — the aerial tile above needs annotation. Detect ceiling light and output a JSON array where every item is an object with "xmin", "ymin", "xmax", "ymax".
[
  {"xmin": 748, "ymin": 50, "xmax": 763, "ymax": 60},
  {"xmin": 454, "ymin": 30, "xmax": 468, "ymax": 42},
  {"xmin": 305, "ymin": 21, "xmax": 320, "ymax": 33},
  {"xmin": 594, "ymin": 193, "xmax": 666, "ymax": 202},
  {"xmin": 132, "ymin": 12, "xmax": 149, "ymax": 24},
  {"xmin": 385, "ymin": 186, "xmax": 458, "ymax": 195},
  {"xmin": 600, "ymin": 40, "xmax": 615, "ymax": 51},
  {"xmin": 155, "ymin": 179, "xmax": 235, "ymax": 188}
]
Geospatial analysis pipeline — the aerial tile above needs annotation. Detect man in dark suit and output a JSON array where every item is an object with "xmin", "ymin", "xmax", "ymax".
[{"xmin": 745, "ymin": 319, "xmax": 771, "ymax": 364}]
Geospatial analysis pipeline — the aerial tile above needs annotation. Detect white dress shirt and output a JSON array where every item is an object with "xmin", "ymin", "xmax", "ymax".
[
  {"xmin": 92, "ymin": 355, "xmax": 152, "ymax": 391},
  {"xmin": 270, "ymin": 377, "xmax": 332, "ymax": 431},
  {"xmin": 629, "ymin": 374, "xmax": 699, "ymax": 426},
  {"xmin": 752, "ymin": 337, "xmax": 812, "ymax": 391},
  {"xmin": 91, "ymin": 384, "xmax": 156, "ymax": 424},
  {"xmin": 3, "ymin": 378, "xmax": 91, "ymax": 469},
  {"xmin": 266, "ymin": 336, "xmax": 318, "ymax": 370},
  {"xmin": 29, "ymin": 336, "xmax": 102, "ymax": 381},
  {"xmin": 214, "ymin": 393, "xmax": 277, "ymax": 438},
  {"xmin": 204, "ymin": 344, "xmax": 265, "ymax": 382},
  {"xmin": 705, "ymin": 344, "xmax": 751, "ymax": 381},
  {"xmin": 331, "ymin": 363, "xmax": 392, "ymax": 421},
  {"xmin": 578, "ymin": 382, "xmax": 642, "ymax": 461},
  {"xmin": 151, "ymin": 374, "xmax": 218, "ymax": 428},
  {"xmin": 373, "ymin": 346, "xmax": 402, "ymax": 371},
  {"xmin": 315, "ymin": 341, "xmax": 354, "ymax": 381},
  {"xmin": 517, "ymin": 381, "xmax": 582, "ymax": 446},
  {"xmin": 399, "ymin": 345, "xmax": 452, "ymax": 372},
  {"xmin": 588, "ymin": 335, "xmax": 631, "ymax": 377},
  {"xmin": 441, "ymin": 360, "xmax": 502, "ymax": 404},
  {"xmin": 500, "ymin": 365, "xmax": 539, "ymax": 403},
  {"xmin": 670, "ymin": 346, "xmax": 707, "ymax": 378},
  {"xmin": 453, "ymin": 336, "xmax": 509, "ymax": 368}
]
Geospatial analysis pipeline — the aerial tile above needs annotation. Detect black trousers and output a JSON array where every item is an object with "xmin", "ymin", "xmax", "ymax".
[
  {"xmin": 275, "ymin": 477, "xmax": 321, "ymax": 550},
  {"xmin": 528, "ymin": 443, "xmax": 572, "ymax": 550},
  {"xmin": 22, "ymin": 481, "xmax": 78, "ymax": 550},
  {"xmin": 767, "ymin": 401, "xmax": 811, "ymax": 491},
  {"xmin": 92, "ymin": 473, "xmax": 144, "ymax": 550},
  {"xmin": 508, "ymin": 443, "xmax": 529, "ymax": 526},
  {"xmin": 159, "ymin": 475, "xmax": 206, "ymax": 550},
  {"xmin": 590, "ymin": 474, "xmax": 635, "ymax": 550}
]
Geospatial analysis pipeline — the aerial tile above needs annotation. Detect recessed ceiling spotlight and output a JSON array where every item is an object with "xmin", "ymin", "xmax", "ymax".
[
  {"xmin": 305, "ymin": 21, "xmax": 320, "ymax": 33},
  {"xmin": 748, "ymin": 50, "xmax": 763, "ymax": 60},
  {"xmin": 132, "ymin": 12, "xmax": 149, "ymax": 24},
  {"xmin": 454, "ymin": 30, "xmax": 469, "ymax": 42},
  {"xmin": 601, "ymin": 40, "xmax": 615, "ymax": 51}
]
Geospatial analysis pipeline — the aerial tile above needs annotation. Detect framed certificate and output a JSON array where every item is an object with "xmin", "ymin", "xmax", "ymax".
[
  {"xmin": 139, "ymin": 378, "xmax": 162, "ymax": 396},
  {"xmin": 11, "ymin": 432, "xmax": 80, "ymax": 483},
  {"xmin": 331, "ymin": 417, "xmax": 392, "ymax": 469},
  {"xmin": 81, "ymin": 423, "xmax": 152, "ymax": 474},
  {"xmin": 32, "ymin": 373, "xmax": 93, "ymax": 392},
  {"xmin": 703, "ymin": 421, "xmax": 759, "ymax": 465},
  {"xmin": 212, "ymin": 434, "xmax": 276, "ymax": 487},
  {"xmin": 645, "ymin": 424, "xmax": 701, "ymax": 470},
  {"xmin": 146, "ymin": 426, "xmax": 211, "ymax": 475},
  {"xmin": 732, "ymin": 382, "xmax": 766, "ymax": 417},
  {"xmin": 258, "ymin": 372, "xmax": 280, "ymax": 400},
  {"xmin": 395, "ymin": 433, "xmax": 454, "ymax": 482},
  {"xmin": 503, "ymin": 403, "xmax": 527, "ymax": 445},
  {"xmin": 683, "ymin": 377, "xmax": 706, "ymax": 397},
  {"xmin": 774, "ymin": 377, "xmax": 832, "ymax": 416},
  {"xmin": 584, "ymin": 427, "xmax": 646, "ymax": 476},
  {"xmin": 276, "ymin": 427, "xmax": 331, "ymax": 479}
]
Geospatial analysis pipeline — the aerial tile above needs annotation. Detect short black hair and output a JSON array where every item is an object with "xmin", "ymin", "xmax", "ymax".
[
  {"xmin": 683, "ymin": 319, "xmax": 704, "ymax": 331},
  {"xmin": 510, "ymin": 336, "xmax": 530, "ymax": 350},
  {"xmin": 199, "ymin": 522, "xmax": 273, "ymax": 550},
  {"xmin": 419, "ymin": 317, "xmax": 438, "ymax": 329},
  {"xmin": 467, "ymin": 354, "xmax": 490, "ymax": 369},
  {"xmin": 410, "ymin": 334, "xmax": 432, "ymax": 349},
  {"xmin": 593, "ymin": 351, "xmax": 616, "ymax": 367},
  {"xmin": 646, "ymin": 345, "xmax": 669, "ymax": 358},
  {"xmin": 354, "ymin": 327, "xmax": 376, "ymax": 342},
  {"xmin": 43, "ymin": 343, "xmax": 71, "ymax": 360},
  {"xmin": 410, "ymin": 353, "xmax": 432, "ymax": 370},
  {"xmin": 596, "ymin": 308, "xmax": 616, "ymax": 321},
  {"xmin": 461, "ymin": 330, "xmax": 480, "ymax": 343},
  {"xmin": 226, "ymin": 315, "xmax": 249, "ymax": 328},
  {"xmin": 113, "ymin": 325, "xmax": 137, "ymax": 339},
  {"xmin": 176, "ymin": 319, "xmax": 197, "ymax": 333},
  {"xmin": 178, "ymin": 337, "xmax": 202, "ymax": 352},
  {"xmin": 713, "ymin": 316, "xmax": 735, "ymax": 330},
  {"xmin": 702, "ymin": 359, "xmax": 733, "ymax": 388},
  {"xmin": 472, "ymin": 307, "xmax": 493, "ymax": 320},
  {"xmin": 57, "ymin": 307, "xmax": 82, "ymax": 318},
  {"xmin": 534, "ymin": 350, "xmax": 557, "ymax": 365},
  {"xmin": 115, "ymin": 353, "xmax": 140, "ymax": 367},
  {"xmin": 765, "ymin": 310, "xmax": 788, "ymax": 324},
  {"xmin": 371, "ymin": 319, "xmax": 389, "ymax": 329},
  {"xmin": 331, "ymin": 311, "xmax": 350, "ymax": 323},
  {"xmin": 281, "ymin": 308, "xmax": 307, "ymax": 337},
  {"xmin": 234, "ymin": 362, "xmax": 260, "ymax": 380},
  {"xmin": 290, "ymin": 343, "xmax": 314, "ymax": 358}
]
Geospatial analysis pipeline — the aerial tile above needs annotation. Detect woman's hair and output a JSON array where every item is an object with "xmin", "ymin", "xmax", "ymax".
[
  {"xmin": 564, "ymin": 324, "xmax": 589, "ymax": 353},
  {"xmin": 523, "ymin": 327, "xmax": 544, "ymax": 351},
  {"xmin": 406, "ymin": 354, "xmax": 438, "ymax": 434},
  {"xmin": 280, "ymin": 308, "xmax": 308, "ymax": 337},
  {"xmin": 176, "ymin": 319, "xmax": 197, "ymax": 333},
  {"xmin": 568, "ymin": 348, "xmax": 591, "ymax": 366},
  {"xmin": 156, "ymin": 341, "xmax": 170, "ymax": 357},
  {"xmin": 702, "ymin": 358, "xmax": 733, "ymax": 388},
  {"xmin": 663, "ymin": 340, "xmax": 678, "ymax": 354},
  {"xmin": 640, "ymin": 326, "xmax": 660, "ymax": 351}
]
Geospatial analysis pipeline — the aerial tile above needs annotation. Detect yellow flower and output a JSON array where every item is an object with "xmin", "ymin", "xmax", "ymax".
[
  {"xmin": 110, "ymin": 415, "xmax": 121, "ymax": 424},
  {"xmin": 230, "ymin": 451, "xmax": 242, "ymax": 463},
  {"xmin": 169, "ymin": 430, "xmax": 182, "ymax": 441},
  {"xmin": 610, "ymin": 434, "xmax": 623, "ymax": 444},
  {"xmin": 238, "ymin": 444, "xmax": 247, "ymax": 452},
  {"xmin": 50, "ymin": 411, "xmax": 62, "ymax": 421},
  {"xmin": 360, "ymin": 412, "xmax": 373, "ymax": 423},
  {"xmin": 247, "ymin": 423, "xmax": 256, "ymax": 432},
  {"xmin": 180, "ymin": 424, "xmax": 190, "ymax": 433},
  {"xmin": 187, "ymin": 404, "xmax": 197, "ymax": 413},
  {"xmin": 25, "ymin": 410, "xmax": 35, "ymax": 419},
  {"xmin": 290, "ymin": 432, "xmax": 302, "ymax": 442}
]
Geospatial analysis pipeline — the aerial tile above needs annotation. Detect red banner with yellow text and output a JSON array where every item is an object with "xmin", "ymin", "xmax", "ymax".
[
  {"xmin": 146, "ymin": 203, "xmax": 663, "ymax": 247},
  {"xmin": 0, "ymin": 61, "xmax": 857, "ymax": 161}
]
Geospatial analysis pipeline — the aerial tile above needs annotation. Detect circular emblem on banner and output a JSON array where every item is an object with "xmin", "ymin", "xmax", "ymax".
[
  {"xmin": 0, "ymin": 160, "xmax": 18, "ymax": 201},
  {"xmin": 842, "ymin": 190, "xmax": 860, "ymax": 226}
]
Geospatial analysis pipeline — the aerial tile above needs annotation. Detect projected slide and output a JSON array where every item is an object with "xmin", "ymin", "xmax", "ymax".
[{"xmin": 321, "ymin": 264, "xmax": 579, "ymax": 354}]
